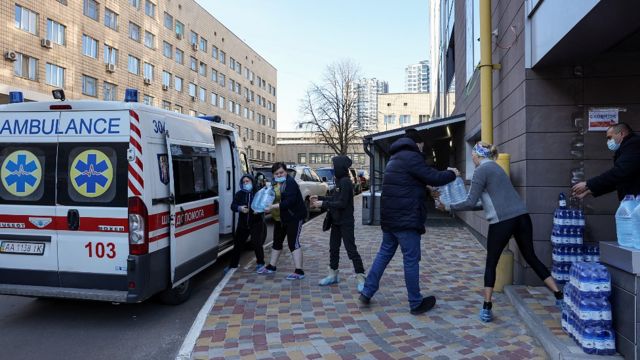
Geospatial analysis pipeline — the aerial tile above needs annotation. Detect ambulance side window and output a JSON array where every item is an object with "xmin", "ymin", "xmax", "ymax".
[
  {"xmin": 240, "ymin": 152, "xmax": 250, "ymax": 175},
  {"xmin": 171, "ymin": 145, "xmax": 218, "ymax": 204},
  {"xmin": 57, "ymin": 143, "xmax": 128, "ymax": 207},
  {"xmin": 0, "ymin": 144, "xmax": 56, "ymax": 205}
]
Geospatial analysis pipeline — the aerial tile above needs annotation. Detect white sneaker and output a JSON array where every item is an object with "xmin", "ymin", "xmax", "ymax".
[
  {"xmin": 318, "ymin": 268, "xmax": 339, "ymax": 286},
  {"xmin": 356, "ymin": 273, "xmax": 366, "ymax": 293}
]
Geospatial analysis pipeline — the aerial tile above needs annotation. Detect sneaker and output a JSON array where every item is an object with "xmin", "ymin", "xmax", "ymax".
[
  {"xmin": 479, "ymin": 308, "xmax": 493, "ymax": 322},
  {"xmin": 255, "ymin": 264, "xmax": 265, "ymax": 272},
  {"xmin": 358, "ymin": 293, "xmax": 371, "ymax": 305},
  {"xmin": 257, "ymin": 265, "xmax": 275, "ymax": 274},
  {"xmin": 410, "ymin": 296, "xmax": 437, "ymax": 315},
  {"xmin": 286, "ymin": 273, "xmax": 305, "ymax": 280},
  {"xmin": 356, "ymin": 273, "xmax": 366, "ymax": 293},
  {"xmin": 319, "ymin": 269, "xmax": 339, "ymax": 286}
]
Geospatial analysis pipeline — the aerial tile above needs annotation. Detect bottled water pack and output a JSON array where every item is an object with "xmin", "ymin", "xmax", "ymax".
[
  {"xmin": 437, "ymin": 177, "xmax": 467, "ymax": 207},
  {"xmin": 551, "ymin": 193, "xmax": 586, "ymax": 283}
]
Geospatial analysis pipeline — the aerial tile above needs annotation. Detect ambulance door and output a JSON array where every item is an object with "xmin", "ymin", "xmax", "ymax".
[
  {"xmin": 214, "ymin": 134, "xmax": 235, "ymax": 237},
  {"xmin": 166, "ymin": 136, "xmax": 219, "ymax": 284},
  {"xmin": 55, "ymin": 112, "xmax": 129, "ymax": 290},
  {"xmin": 0, "ymin": 128, "xmax": 59, "ymax": 286}
]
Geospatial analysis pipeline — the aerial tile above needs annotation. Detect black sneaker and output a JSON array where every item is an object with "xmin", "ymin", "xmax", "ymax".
[
  {"xmin": 410, "ymin": 296, "xmax": 437, "ymax": 315},
  {"xmin": 358, "ymin": 293, "xmax": 371, "ymax": 305}
]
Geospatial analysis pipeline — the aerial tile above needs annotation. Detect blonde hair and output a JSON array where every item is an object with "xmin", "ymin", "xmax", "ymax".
[{"xmin": 475, "ymin": 141, "xmax": 499, "ymax": 160}]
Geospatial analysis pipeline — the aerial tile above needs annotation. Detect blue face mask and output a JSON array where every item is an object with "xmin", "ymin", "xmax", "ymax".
[
  {"xmin": 607, "ymin": 138, "xmax": 620, "ymax": 151},
  {"xmin": 274, "ymin": 175, "xmax": 286, "ymax": 183},
  {"xmin": 242, "ymin": 183, "xmax": 253, "ymax": 191}
]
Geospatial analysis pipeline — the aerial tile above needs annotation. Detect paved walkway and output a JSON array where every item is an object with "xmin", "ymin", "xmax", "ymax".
[{"xmin": 190, "ymin": 203, "xmax": 548, "ymax": 360}]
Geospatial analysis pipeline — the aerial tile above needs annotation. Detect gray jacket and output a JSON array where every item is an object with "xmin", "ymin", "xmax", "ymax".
[{"xmin": 451, "ymin": 160, "xmax": 527, "ymax": 224}]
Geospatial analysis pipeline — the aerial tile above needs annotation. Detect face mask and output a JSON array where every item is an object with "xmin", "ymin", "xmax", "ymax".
[
  {"xmin": 242, "ymin": 183, "xmax": 253, "ymax": 191},
  {"xmin": 274, "ymin": 176, "xmax": 286, "ymax": 183},
  {"xmin": 607, "ymin": 138, "xmax": 620, "ymax": 151}
]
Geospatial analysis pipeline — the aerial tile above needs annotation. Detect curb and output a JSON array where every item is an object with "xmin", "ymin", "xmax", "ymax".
[{"xmin": 505, "ymin": 285, "xmax": 622, "ymax": 360}]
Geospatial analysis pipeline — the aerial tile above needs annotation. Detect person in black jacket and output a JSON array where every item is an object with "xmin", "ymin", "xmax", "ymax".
[
  {"xmin": 311, "ymin": 155, "xmax": 366, "ymax": 291},
  {"xmin": 227, "ymin": 174, "xmax": 266, "ymax": 272},
  {"xmin": 359, "ymin": 129, "xmax": 459, "ymax": 315},
  {"xmin": 257, "ymin": 162, "xmax": 308, "ymax": 280},
  {"xmin": 573, "ymin": 123, "xmax": 640, "ymax": 200}
]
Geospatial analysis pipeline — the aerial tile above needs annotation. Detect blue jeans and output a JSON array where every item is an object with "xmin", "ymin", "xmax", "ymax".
[{"xmin": 361, "ymin": 230, "xmax": 423, "ymax": 309}]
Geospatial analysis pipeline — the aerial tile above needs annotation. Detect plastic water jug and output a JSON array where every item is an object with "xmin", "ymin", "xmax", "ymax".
[
  {"xmin": 251, "ymin": 183, "xmax": 275, "ymax": 213},
  {"xmin": 632, "ymin": 195, "xmax": 640, "ymax": 249},
  {"xmin": 616, "ymin": 195, "xmax": 637, "ymax": 247}
]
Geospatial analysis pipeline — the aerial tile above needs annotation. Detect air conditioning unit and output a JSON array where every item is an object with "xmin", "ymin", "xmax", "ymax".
[
  {"xmin": 176, "ymin": 33, "xmax": 183, "ymax": 40},
  {"xmin": 143, "ymin": 78, "xmax": 152, "ymax": 85},
  {"xmin": 191, "ymin": 43, "xmax": 198, "ymax": 51},
  {"xmin": 40, "ymin": 39, "xmax": 52, "ymax": 48},
  {"xmin": 162, "ymin": 84, "xmax": 169, "ymax": 91},
  {"xmin": 4, "ymin": 51, "xmax": 17, "ymax": 61},
  {"xmin": 191, "ymin": 96, "xmax": 197, "ymax": 102},
  {"xmin": 105, "ymin": 63, "xmax": 116, "ymax": 73}
]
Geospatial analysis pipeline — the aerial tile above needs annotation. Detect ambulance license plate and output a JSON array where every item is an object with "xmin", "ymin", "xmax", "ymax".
[{"xmin": 0, "ymin": 242, "xmax": 45, "ymax": 255}]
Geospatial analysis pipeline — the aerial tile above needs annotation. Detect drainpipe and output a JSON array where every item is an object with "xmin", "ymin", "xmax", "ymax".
[{"xmin": 363, "ymin": 138, "xmax": 375, "ymax": 226}]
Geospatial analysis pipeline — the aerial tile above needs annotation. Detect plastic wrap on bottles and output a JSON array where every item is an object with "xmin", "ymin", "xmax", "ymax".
[
  {"xmin": 437, "ymin": 177, "xmax": 467, "ymax": 207},
  {"xmin": 251, "ymin": 183, "xmax": 275, "ymax": 213}
]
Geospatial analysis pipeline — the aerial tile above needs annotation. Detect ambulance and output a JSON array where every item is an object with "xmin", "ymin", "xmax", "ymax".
[{"xmin": 0, "ymin": 89, "xmax": 251, "ymax": 304}]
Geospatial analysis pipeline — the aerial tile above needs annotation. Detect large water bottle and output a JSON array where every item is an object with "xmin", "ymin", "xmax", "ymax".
[
  {"xmin": 259, "ymin": 183, "xmax": 275, "ymax": 210},
  {"xmin": 616, "ymin": 195, "xmax": 638, "ymax": 247},
  {"xmin": 632, "ymin": 195, "xmax": 640, "ymax": 249}
]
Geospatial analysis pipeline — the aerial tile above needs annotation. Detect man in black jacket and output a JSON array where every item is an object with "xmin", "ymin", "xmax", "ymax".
[
  {"xmin": 311, "ymin": 155, "xmax": 366, "ymax": 291},
  {"xmin": 359, "ymin": 129, "xmax": 458, "ymax": 315},
  {"xmin": 573, "ymin": 123, "xmax": 640, "ymax": 200}
]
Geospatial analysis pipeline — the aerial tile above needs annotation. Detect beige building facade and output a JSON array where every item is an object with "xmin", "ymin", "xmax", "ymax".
[
  {"xmin": 276, "ymin": 131, "xmax": 368, "ymax": 169},
  {"xmin": 376, "ymin": 92, "xmax": 432, "ymax": 132},
  {"xmin": 2, "ymin": 0, "xmax": 277, "ymax": 164}
]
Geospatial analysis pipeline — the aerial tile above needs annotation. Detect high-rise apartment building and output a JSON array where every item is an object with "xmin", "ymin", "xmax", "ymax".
[
  {"xmin": 2, "ymin": 0, "xmax": 277, "ymax": 164},
  {"xmin": 429, "ymin": 0, "xmax": 455, "ymax": 119},
  {"xmin": 354, "ymin": 78, "xmax": 388, "ymax": 131},
  {"xmin": 404, "ymin": 60, "xmax": 430, "ymax": 93}
]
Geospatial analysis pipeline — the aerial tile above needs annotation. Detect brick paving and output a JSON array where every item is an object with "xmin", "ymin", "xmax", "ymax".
[{"xmin": 191, "ymin": 203, "xmax": 548, "ymax": 360}]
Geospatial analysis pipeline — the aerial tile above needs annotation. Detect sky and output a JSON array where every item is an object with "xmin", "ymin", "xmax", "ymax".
[{"xmin": 200, "ymin": 0, "xmax": 431, "ymax": 131}]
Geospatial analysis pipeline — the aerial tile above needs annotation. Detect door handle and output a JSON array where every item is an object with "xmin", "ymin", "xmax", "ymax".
[
  {"xmin": 67, "ymin": 209, "xmax": 79, "ymax": 231},
  {"xmin": 226, "ymin": 171, "xmax": 231, "ymax": 190}
]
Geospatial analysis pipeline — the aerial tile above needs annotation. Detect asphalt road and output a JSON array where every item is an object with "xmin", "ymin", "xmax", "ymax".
[{"xmin": 0, "ymin": 217, "xmax": 301, "ymax": 360}]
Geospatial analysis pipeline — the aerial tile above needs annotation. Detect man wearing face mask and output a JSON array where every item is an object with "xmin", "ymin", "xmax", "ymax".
[{"xmin": 573, "ymin": 123, "xmax": 640, "ymax": 200}]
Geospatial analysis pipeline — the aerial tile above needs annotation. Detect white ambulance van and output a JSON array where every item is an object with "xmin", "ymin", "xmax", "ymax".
[{"xmin": 0, "ymin": 90, "xmax": 251, "ymax": 304}]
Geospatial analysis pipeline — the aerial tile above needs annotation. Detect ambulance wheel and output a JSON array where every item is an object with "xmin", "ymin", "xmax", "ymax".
[{"xmin": 159, "ymin": 279, "xmax": 192, "ymax": 305}]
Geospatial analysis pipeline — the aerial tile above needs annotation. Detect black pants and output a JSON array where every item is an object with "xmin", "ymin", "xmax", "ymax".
[
  {"xmin": 272, "ymin": 220, "xmax": 302, "ymax": 252},
  {"xmin": 229, "ymin": 220, "xmax": 266, "ymax": 268},
  {"xmin": 329, "ymin": 223, "xmax": 365, "ymax": 273},
  {"xmin": 485, "ymin": 214, "xmax": 551, "ymax": 287}
]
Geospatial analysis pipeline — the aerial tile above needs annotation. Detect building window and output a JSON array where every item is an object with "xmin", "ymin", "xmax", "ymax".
[
  {"xmin": 218, "ymin": 96, "xmax": 225, "ymax": 109},
  {"xmin": 175, "ymin": 48, "xmax": 184, "ymax": 64},
  {"xmin": 466, "ymin": 0, "xmax": 480, "ymax": 83},
  {"xmin": 129, "ymin": 0, "xmax": 140, "ymax": 9},
  {"xmin": 188, "ymin": 83, "xmax": 196, "ymax": 97},
  {"xmin": 45, "ymin": 63, "xmax": 64, "ymax": 87},
  {"xmin": 144, "ymin": 31, "xmax": 155, "ymax": 49},
  {"xmin": 210, "ymin": 93, "xmax": 217, "ymax": 106},
  {"xmin": 175, "ymin": 21, "xmax": 184, "ymax": 38},
  {"xmin": 82, "ymin": 75, "xmax": 98, "ymax": 97},
  {"xmin": 383, "ymin": 115, "xmax": 396, "ymax": 125},
  {"xmin": 104, "ymin": 8, "xmax": 118, "ymax": 30},
  {"xmin": 199, "ymin": 37, "xmax": 207, "ymax": 52},
  {"xmin": 46, "ymin": 19, "xmax": 66, "ymax": 45},
  {"xmin": 144, "ymin": 0, "xmax": 156, "ymax": 17},
  {"xmin": 82, "ymin": 35, "xmax": 98, "ymax": 58},
  {"xmin": 218, "ymin": 74, "xmax": 225, "ymax": 87},
  {"xmin": 104, "ymin": 45, "xmax": 117, "ymax": 65},
  {"xmin": 211, "ymin": 69, "xmax": 218, "ymax": 82},
  {"xmin": 198, "ymin": 87, "xmax": 206, "ymax": 102},
  {"xmin": 190, "ymin": 31, "xmax": 198, "ymax": 45},
  {"xmin": 174, "ymin": 76, "xmax": 183, "ymax": 92},
  {"xmin": 419, "ymin": 114, "xmax": 430, "ymax": 123},
  {"xmin": 143, "ymin": 62, "xmax": 154, "ymax": 81},
  {"xmin": 163, "ymin": 41, "xmax": 172, "ymax": 58},
  {"xmin": 219, "ymin": 51, "xmax": 226, "ymax": 64},
  {"xmin": 162, "ymin": 71, "xmax": 171, "ymax": 87},
  {"xmin": 129, "ymin": 22, "xmax": 140, "ymax": 42},
  {"xmin": 173, "ymin": 105, "xmax": 182, "ymax": 114},
  {"xmin": 15, "ymin": 5, "xmax": 38, "ymax": 35},
  {"xmin": 212, "ymin": 46, "xmax": 218, "ymax": 60},
  {"xmin": 143, "ymin": 95, "xmax": 154, "ymax": 106},
  {"xmin": 103, "ymin": 82, "xmax": 117, "ymax": 100},
  {"xmin": 199, "ymin": 62, "xmax": 207, "ymax": 77},
  {"xmin": 83, "ymin": 0, "xmax": 99, "ymax": 21},
  {"xmin": 163, "ymin": 12, "xmax": 173, "ymax": 29},
  {"xmin": 399, "ymin": 115, "xmax": 411, "ymax": 125},
  {"xmin": 190, "ymin": 56, "xmax": 197, "ymax": 71},
  {"xmin": 227, "ymin": 100, "xmax": 234, "ymax": 113},
  {"xmin": 128, "ymin": 55, "xmax": 140, "ymax": 75},
  {"xmin": 162, "ymin": 101, "xmax": 171, "ymax": 110}
]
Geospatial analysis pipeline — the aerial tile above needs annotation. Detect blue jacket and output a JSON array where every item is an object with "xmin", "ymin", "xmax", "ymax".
[
  {"xmin": 277, "ymin": 175, "xmax": 307, "ymax": 223},
  {"xmin": 381, "ymin": 138, "xmax": 456, "ymax": 234}
]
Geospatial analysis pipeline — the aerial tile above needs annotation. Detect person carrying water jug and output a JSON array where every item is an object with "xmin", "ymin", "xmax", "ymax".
[
  {"xmin": 572, "ymin": 123, "xmax": 640, "ymax": 201},
  {"xmin": 310, "ymin": 155, "xmax": 366, "ymax": 291},
  {"xmin": 441, "ymin": 141, "xmax": 563, "ymax": 322},
  {"xmin": 227, "ymin": 174, "xmax": 266, "ymax": 272}
]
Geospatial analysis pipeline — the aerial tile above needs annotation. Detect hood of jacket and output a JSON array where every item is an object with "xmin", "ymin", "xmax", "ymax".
[
  {"xmin": 332, "ymin": 155, "xmax": 352, "ymax": 179},
  {"xmin": 390, "ymin": 137, "xmax": 421, "ymax": 156},
  {"xmin": 239, "ymin": 174, "xmax": 256, "ymax": 191}
]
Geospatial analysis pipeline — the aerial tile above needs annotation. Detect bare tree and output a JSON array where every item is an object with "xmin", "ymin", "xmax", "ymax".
[{"xmin": 300, "ymin": 60, "xmax": 367, "ymax": 155}]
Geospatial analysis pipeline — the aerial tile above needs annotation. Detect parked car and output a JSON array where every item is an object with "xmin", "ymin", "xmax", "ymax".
[
  {"xmin": 315, "ymin": 167, "xmax": 336, "ymax": 194},
  {"xmin": 349, "ymin": 168, "xmax": 362, "ymax": 194},
  {"xmin": 358, "ymin": 169, "xmax": 370, "ymax": 191},
  {"xmin": 288, "ymin": 165, "xmax": 329, "ymax": 219}
]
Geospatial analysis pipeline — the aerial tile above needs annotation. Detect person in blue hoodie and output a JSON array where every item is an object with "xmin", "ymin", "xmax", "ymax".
[
  {"xmin": 359, "ymin": 129, "xmax": 459, "ymax": 315},
  {"xmin": 227, "ymin": 174, "xmax": 266, "ymax": 272}
]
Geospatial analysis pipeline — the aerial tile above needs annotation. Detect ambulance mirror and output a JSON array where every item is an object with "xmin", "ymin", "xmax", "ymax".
[{"xmin": 52, "ymin": 89, "xmax": 66, "ymax": 101}]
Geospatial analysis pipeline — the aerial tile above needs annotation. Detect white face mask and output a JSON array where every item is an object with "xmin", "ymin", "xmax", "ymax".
[{"xmin": 607, "ymin": 138, "xmax": 620, "ymax": 151}]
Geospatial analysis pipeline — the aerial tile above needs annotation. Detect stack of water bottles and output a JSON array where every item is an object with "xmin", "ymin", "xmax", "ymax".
[
  {"xmin": 437, "ymin": 177, "xmax": 467, "ymax": 209},
  {"xmin": 561, "ymin": 262, "xmax": 616, "ymax": 355},
  {"xmin": 251, "ymin": 183, "xmax": 276, "ymax": 213},
  {"xmin": 551, "ymin": 193, "xmax": 585, "ymax": 283},
  {"xmin": 616, "ymin": 194, "xmax": 640, "ymax": 249}
]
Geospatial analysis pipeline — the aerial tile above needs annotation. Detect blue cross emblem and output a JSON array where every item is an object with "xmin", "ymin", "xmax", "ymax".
[
  {"xmin": 4, "ymin": 154, "xmax": 38, "ymax": 193},
  {"xmin": 74, "ymin": 153, "xmax": 110, "ymax": 194}
]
